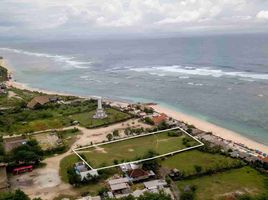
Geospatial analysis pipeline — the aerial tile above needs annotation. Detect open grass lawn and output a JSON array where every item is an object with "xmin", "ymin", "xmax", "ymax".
[
  {"xmin": 9, "ymin": 117, "xmax": 72, "ymax": 134},
  {"xmin": 76, "ymin": 129, "xmax": 200, "ymax": 168},
  {"xmin": 161, "ymin": 150, "xmax": 242, "ymax": 175},
  {"xmin": 70, "ymin": 108, "xmax": 131, "ymax": 128},
  {"xmin": 60, "ymin": 154, "xmax": 80, "ymax": 182},
  {"xmin": 177, "ymin": 166, "xmax": 268, "ymax": 200}
]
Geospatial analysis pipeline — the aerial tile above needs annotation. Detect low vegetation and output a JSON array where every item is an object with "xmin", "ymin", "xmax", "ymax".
[
  {"xmin": 176, "ymin": 166, "xmax": 268, "ymax": 200},
  {"xmin": 0, "ymin": 189, "xmax": 31, "ymax": 200},
  {"xmin": 107, "ymin": 191, "xmax": 172, "ymax": 200},
  {"xmin": 0, "ymin": 65, "xmax": 8, "ymax": 82},
  {"xmin": 161, "ymin": 150, "xmax": 243, "ymax": 177}
]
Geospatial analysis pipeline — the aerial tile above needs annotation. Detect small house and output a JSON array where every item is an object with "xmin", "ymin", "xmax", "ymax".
[
  {"xmin": 27, "ymin": 96, "xmax": 57, "ymax": 109},
  {"xmin": 152, "ymin": 113, "xmax": 167, "ymax": 125},
  {"xmin": 74, "ymin": 162, "xmax": 98, "ymax": 181},
  {"xmin": 120, "ymin": 163, "xmax": 142, "ymax": 172},
  {"xmin": 143, "ymin": 179, "xmax": 167, "ymax": 190},
  {"xmin": 108, "ymin": 177, "xmax": 131, "ymax": 196},
  {"xmin": 127, "ymin": 168, "xmax": 150, "ymax": 182}
]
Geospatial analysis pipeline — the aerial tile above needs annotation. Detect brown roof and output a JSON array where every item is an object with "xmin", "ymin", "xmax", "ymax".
[
  {"xmin": 27, "ymin": 96, "xmax": 51, "ymax": 109},
  {"xmin": 262, "ymin": 157, "xmax": 268, "ymax": 163},
  {"xmin": 152, "ymin": 113, "xmax": 167, "ymax": 125},
  {"xmin": 127, "ymin": 169, "xmax": 149, "ymax": 178}
]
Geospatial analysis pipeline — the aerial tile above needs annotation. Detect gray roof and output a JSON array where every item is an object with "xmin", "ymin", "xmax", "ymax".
[
  {"xmin": 144, "ymin": 179, "xmax": 167, "ymax": 190},
  {"xmin": 108, "ymin": 177, "xmax": 129, "ymax": 185},
  {"xmin": 110, "ymin": 183, "xmax": 129, "ymax": 191}
]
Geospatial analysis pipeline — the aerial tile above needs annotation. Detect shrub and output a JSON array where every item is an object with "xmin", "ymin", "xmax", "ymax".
[{"xmin": 144, "ymin": 117, "xmax": 154, "ymax": 125}]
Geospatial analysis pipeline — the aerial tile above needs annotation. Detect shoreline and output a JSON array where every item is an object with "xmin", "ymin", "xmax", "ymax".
[
  {"xmin": 2, "ymin": 58, "xmax": 268, "ymax": 154},
  {"xmin": 151, "ymin": 105, "xmax": 268, "ymax": 154}
]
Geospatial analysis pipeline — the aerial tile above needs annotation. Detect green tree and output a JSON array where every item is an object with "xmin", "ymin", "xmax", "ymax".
[
  {"xmin": 0, "ymin": 189, "xmax": 30, "ymax": 200},
  {"xmin": 144, "ymin": 117, "xmax": 154, "ymax": 125},
  {"xmin": 67, "ymin": 167, "xmax": 81, "ymax": 186},
  {"xmin": 106, "ymin": 133, "xmax": 113, "ymax": 141},
  {"xmin": 180, "ymin": 191, "xmax": 194, "ymax": 200},
  {"xmin": 113, "ymin": 130, "xmax": 119, "ymax": 137},
  {"xmin": 194, "ymin": 165, "xmax": 203, "ymax": 174},
  {"xmin": 157, "ymin": 121, "xmax": 169, "ymax": 130}
]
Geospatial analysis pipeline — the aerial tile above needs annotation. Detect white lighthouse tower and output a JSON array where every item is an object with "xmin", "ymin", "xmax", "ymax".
[{"xmin": 93, "ymin": 97, "xmax": 107, "ymax": 119}]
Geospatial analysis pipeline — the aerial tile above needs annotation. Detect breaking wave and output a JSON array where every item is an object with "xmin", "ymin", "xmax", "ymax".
[
  {"xmin": 129, "ymin": 65, "xmax": 268, "ymax": 80},
  {"xmin": 0, "ymin": 47, "xmax": 92, "ymax": 69}
]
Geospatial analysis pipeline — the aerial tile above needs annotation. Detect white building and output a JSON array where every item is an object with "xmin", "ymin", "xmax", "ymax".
[
  {"xmin": 143, "ymin": 179, "xmax": 167, "ymax": 190},
  {"xmin": 93, "ymin": 97, "xmax": 107, "ymax": 119},
  {"xmin": 74, "ymin": 162, "xmax": 98, "ymax": 181}
]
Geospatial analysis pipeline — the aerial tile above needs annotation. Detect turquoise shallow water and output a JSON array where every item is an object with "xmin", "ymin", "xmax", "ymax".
[{"xmin": 1, "ymin": 34, "xmax": 268, "ymax": 145}]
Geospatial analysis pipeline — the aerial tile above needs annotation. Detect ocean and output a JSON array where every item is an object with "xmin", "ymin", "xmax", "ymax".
[{"xmin": 1, "ymin": 33, "xmax": 268, "ymax": 145}]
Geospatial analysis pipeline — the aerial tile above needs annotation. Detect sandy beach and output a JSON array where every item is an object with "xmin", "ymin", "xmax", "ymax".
[
  {"xmin": 151, "ymin": 105, "xmax": 268, "ymax": 154},
  {"xmin": 2, "ymin": 58, "xmax": 268, "ymax": 154}
]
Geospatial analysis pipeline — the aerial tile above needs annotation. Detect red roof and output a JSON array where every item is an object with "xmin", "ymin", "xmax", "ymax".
[
  {"xmin": 262, "ymin": 157, "xmax": 268, "ymax": 163},
  {"xmin": 127, "ymin": 169, "xmax": 149, "ymax": 178},
  {"xmin": 152, "ymin": 113, "xmax": 167, "ymax": 125},
  {"xmin": 13, "ymin": 165, "xmax": 32, "ymax": 171}
]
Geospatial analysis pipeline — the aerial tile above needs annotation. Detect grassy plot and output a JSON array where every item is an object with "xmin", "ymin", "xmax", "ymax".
[
  {"xmin": 177, "ymin": 166, "xmax": 268, "ymax": 200},
  {"xmin": 60, "ymin": 154, "xmax": 80, "ymax": 183},
  {"xmin": 76, "ymin": 129, "xmax": 200, "ymax": 169},
  {"xmin": 16, "ymin": 118, "xmax": 70, "ymax": 133},
  {"xmin": 0, "ymin": 88, "xmax": 40, "ymax": 108},
  {"xmin": 161, "ymin": 150, "xmax": 242, "ymax": 175},
  {"xmin": 70, "ymin": 108, "xmax": 131, "ymax": 128}
]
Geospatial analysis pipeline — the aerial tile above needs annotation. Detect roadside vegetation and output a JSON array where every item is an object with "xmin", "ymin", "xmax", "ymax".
[
  {"xmin": 0, "ymin": 189, "xmax": 31, "ymax": 200},
  {"xmin": 0, "ymin": 139, "xmax": 44, "ymax": 168}
]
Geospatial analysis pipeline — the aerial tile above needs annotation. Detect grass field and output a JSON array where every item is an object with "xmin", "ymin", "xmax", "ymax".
[
  {"xmin": 70, "ymin": 108, "xmax": 131, "ymax": 128},
  {"xmin": 161, "ymin": 150, "xmax": 242, "ymax": 175},
  {"xmin": 76, "ymin": 129, "xmax": 200, "ymax": 168},
  {"xmin": 177, "ymin": 166, "xmax": 268, "ymax": 200},
  {"xmin": 60, "ymin": 154, "xmax": 80, "ymax": 182}
]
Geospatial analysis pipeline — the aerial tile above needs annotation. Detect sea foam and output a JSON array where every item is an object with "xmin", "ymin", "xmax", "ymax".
[
  {"xmin": 0, "ymin": 47, "xmax": 92, "ymax": 69},
  {"xmin": 130, "ymin": 65, "xmax": 268, "ymax": 80}
]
